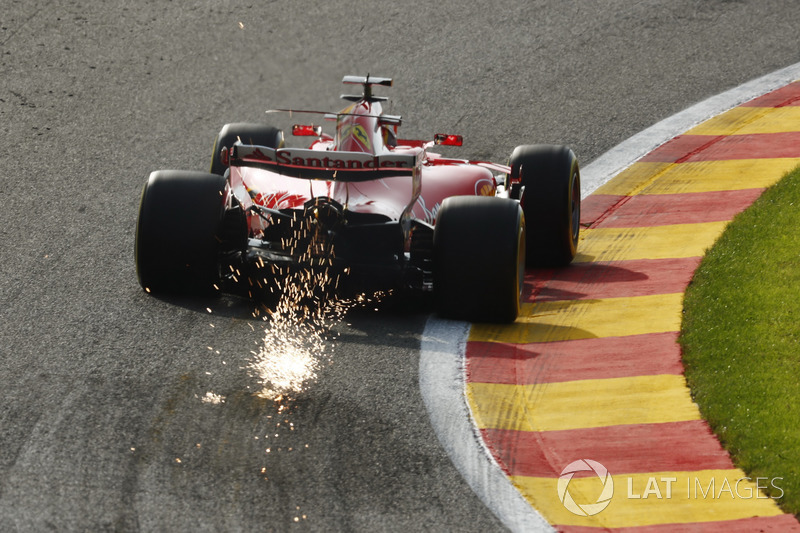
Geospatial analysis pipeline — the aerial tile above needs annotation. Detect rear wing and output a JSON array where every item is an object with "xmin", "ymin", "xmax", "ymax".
[
  {"xmin": 341, "ymin": 74, "xmax": 392, "ymax": 102},
  {"xmin": 229, "ymin": 144, "xmax": 420, "ymax": 182}
]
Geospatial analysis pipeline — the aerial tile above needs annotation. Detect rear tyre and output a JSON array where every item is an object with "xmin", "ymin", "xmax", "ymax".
[
  {"xmin": 135, "ymin": 170, "xmax": 227, "ymax": 295},
  {"xmin": 509, "ymin": 144, "xmax": 580, "ymax": 266},
  {"xmin": 210, "ymin": 123, "xmax": 284, "ymax": 175},
  {"xmin": 434, "ymin": 196, "xmax": 525, "ymax": 323}
]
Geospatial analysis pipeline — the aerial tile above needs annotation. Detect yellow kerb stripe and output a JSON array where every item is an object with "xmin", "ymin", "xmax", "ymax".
[
  {"xmin": 467, "ymin": 374, "xmax": 699, "ymax": 432},
  {"xmin": 470, "ymin": 293, "xmax": 683, "ymax": 344},
  {"xmin": 595, "ymin": 158, "xmax": 800, "ymax": 196},
  {"xmin": 511, "ymin": 469, "xmax": 784, "ymax": 528},
  {"xmin": 575, "ymin": 222, "xmax": 728, "ymax": 263},
  {"xmin": 686, "ymin": 106, "xmax": 800, "ymax": 135}
]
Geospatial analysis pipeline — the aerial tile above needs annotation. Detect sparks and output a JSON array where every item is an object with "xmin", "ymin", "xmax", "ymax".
[
  {"xmin": 244, "ymin": 212, "xmax": 389, "ymax": 410},
  {"xmin": 200, "ymin": 391, "xmax": 226, "ymax": 405}
]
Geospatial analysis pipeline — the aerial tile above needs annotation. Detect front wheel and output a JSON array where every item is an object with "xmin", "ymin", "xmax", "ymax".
[
  {"xmin": 434, "ymin": 196, "xmax": 525, "ymax": 323},
  {"xmin": 135, "ymin": 170, "xmax": 227, "ymax": 295},
  {"xmin": 509, "ymin": 144, "xmax": 580, "ymax": 266}
]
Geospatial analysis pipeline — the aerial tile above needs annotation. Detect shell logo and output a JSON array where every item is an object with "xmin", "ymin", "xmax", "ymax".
[
  {"xmin": 474, "ymin": 178, "xmax": 495, "ymax": 196},
  {"xmin": 557, "ymin": 459, "xmax": 614, "ymax": 516}
]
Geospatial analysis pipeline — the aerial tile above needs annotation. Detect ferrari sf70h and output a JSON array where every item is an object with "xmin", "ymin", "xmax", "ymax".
[{"xmin": 135, "ymin": 75, "xmax": 580, "ymax": 323}]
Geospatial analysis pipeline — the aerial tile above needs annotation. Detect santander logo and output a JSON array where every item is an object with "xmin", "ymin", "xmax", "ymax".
[{"xmin": 236, "ymin": 146, "xmax": 415, "ymax": 171}]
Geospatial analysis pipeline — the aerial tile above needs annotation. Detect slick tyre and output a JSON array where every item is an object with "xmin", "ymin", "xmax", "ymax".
[
  {"xmin": 509, "ymin": 144, "xmax": 580, "ymax": 266},
  {"xmin": 210, "ymin": 123, "xmax": 285, "ymax": 175},
  {"xmin": 135, "ymin": 170, "xmax": 227, "ymax": 295},
  {"xmin": 434, "ymin": 196, "xmax": 525, "ymax": 323}
]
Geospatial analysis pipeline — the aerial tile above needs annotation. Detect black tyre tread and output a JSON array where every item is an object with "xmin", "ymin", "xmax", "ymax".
[
  {"xmin": 135, "ymin": 170, "xmax": 227, "ymax": 295},
  {"xmin": 210, "ymin": 123, "xmax": 284, "ymax": 175},
  {"xmin": 434, "ymin": 196, "xmax": 524, "ymax": 323},
  {"xmin": 509, "ymin": 144, "xmax": 580, "ymax": 267}
]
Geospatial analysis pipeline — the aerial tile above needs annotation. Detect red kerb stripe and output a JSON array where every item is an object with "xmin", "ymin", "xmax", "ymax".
[
  {"xmin": 481, "ymin": 420, "xmax": 734, "ymax": 478},
  {"xmin": 466, "ymin": 332, "xmax": 684, "ymax": 385},
  {"xmin": 556, "ymin": 514, "xmax": 800, "ymax": 532},
  {"xmin": 524, "ymin": 258, "xmax": 700, "ymax": 302},
  {"xmin": 741, "ymin": 80, "xmax": 800, "ymax": 107},
  {"xmin": 640, "ymin": 132, "xmax": 800, "ymax": 163},
  {"xmin": 593, "ymin": 189, "xmax": 765, "ymax": 228}
]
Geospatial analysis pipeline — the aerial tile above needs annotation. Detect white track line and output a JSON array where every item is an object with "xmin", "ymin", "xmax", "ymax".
[
  {"xmin": 419, "ymin": 318, "xmax": 555, "ymax": 532},
  {"xmin": 418, "ymin": 61, "xmax": 800, "ymax": 533}
]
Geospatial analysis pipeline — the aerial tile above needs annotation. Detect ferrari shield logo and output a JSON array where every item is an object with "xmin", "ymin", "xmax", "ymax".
[{"xmin": 338, "ymin": 123, "xmax": 371, "ymax": 151}]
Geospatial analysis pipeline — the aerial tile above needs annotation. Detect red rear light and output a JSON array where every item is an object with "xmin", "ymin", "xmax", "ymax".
[
  {"xmin": 292, "ymin": 124, "xmax": 323, "ymax": 136},
  {"xmin": 434, "ymin": 133, "xmax": 463, "ymax": 146}
]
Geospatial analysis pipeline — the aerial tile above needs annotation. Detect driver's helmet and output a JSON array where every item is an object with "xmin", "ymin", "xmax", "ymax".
[{"xmin": 382, "ymin": 124, "xmax": 397, "ymax": 148}]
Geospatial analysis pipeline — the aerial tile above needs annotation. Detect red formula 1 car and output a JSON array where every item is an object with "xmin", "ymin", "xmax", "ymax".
[{"xmin": 135, "ymin": 75, "xmax": 580, "ymax": 323}]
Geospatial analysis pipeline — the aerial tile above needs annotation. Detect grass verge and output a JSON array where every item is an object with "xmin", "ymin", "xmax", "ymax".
[{"xmin": 680, "ymin": 164, "xmax": 800, "ymax": 515}]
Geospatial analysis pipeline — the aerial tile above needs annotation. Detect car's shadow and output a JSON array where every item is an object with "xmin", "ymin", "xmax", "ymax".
[
  {"xmin": 146, "ymin": 292, "xmax": 264, "ymax": 320},
  {"xmin": 144, "ymin": 287, "xmax": 435, "ymax": 322}
]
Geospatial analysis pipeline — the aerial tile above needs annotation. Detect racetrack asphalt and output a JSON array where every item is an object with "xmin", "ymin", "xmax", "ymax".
[{"xmin": 2, "ymin": 1, "xmax": 800, "ymax": 531}]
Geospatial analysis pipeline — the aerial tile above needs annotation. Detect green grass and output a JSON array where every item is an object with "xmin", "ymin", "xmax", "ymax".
[{"xmin": 680, "ymin": 164, "xmax": 800, "ymax": 515}]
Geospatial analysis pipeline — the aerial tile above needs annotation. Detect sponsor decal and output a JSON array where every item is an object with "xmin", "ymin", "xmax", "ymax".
[
  {"xmin": 274, "ymin": 151, "xmax": 408, "ymax": 170},
  {"xmin": 338, "ymin": 123, "xmax": 371, "ymax": 151},
  {"xmin": 415, "ymin": 196, "xmax": 441, "ymax": 224},
  {"xmin": 474, "ymin": 177, "xmax": 495, "ymax": 196},
  {"xmin": 261, "ymin": 191, "xmax": 307, "ymax": 210},
  {"xmin": 237, "ymin": 146, "xmax": 414, "ymax": 171}
]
